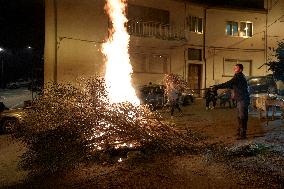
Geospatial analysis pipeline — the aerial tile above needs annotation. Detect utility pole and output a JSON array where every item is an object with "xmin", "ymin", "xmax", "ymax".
[
  {"xmin": 0, "ymin": 48, "xmax": 4, "ymax": 88},
  {"xmin": 1, "ymin": 58, "xmax": 3, "ymax": 88}
]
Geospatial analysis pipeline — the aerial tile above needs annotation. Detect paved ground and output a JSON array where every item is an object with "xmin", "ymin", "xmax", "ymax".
[{"xmin": 0, "ymin": 98, "xmax": 284, "ymax": 188}]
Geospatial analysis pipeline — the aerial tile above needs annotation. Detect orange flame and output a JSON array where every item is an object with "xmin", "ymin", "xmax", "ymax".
[{"xmin": 102, "ymin": 0, "xmax": 140, "ymax": 106}]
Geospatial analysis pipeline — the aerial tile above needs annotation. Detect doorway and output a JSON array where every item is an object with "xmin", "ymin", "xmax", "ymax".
[{"xmin": 188, "ymin": 64, "xmax": 202, "ymax": 95}]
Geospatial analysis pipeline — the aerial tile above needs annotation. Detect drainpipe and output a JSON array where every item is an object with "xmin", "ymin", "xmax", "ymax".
[
  {"xmin": 203, "ymin": 7, "xmax": 207, "ymax": 89},
  {"xmin": 54, "ymin": 0, "xmax": 58, "ymax": 83},
  {"xmin": 184, "ymin": 49, "xmax": 187, "ymax": 80},
  {"xmin": 213, "ymin": 48, "xmax": 215, "ymax": 80},
  {"xmin": 265, "ymin": 0, "xmax": 268, "ymax": 73},
  {"xmin": 184, "ymin": 1, "xmax": 187, "ymax": 80}
]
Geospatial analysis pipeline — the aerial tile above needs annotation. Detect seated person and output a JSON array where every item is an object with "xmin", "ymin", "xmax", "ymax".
[
  {"xmin": 205, "ymin": 86, "xmax": 218, "ymax": 110},
  {"xmin": 219, "ymin": 89, "xmax": 233, "ymax": 108}
]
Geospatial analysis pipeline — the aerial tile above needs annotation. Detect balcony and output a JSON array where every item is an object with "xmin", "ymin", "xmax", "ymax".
[{"xmin": 127, "ymin": 20, "xmax": 186, "ymax": 41}]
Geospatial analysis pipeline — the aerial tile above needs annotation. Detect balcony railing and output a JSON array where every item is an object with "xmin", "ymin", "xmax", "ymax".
[{"xmin": 127, "ymin": 20, "xmax": 186, "ymax": 41}]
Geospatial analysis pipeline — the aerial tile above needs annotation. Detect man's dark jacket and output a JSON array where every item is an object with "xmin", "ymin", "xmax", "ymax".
[{"xmin": 215, "ymin": 72, "xmax": 250, "ymax": 103}]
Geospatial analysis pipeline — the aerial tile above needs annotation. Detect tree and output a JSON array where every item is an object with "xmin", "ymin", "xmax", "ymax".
[{"xmin": 266, "ymin": 41, "xmax": 284, "ymax": 81}]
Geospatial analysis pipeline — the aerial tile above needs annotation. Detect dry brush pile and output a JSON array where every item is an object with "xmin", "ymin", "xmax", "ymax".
[{"xmin": 13, "ymin": 77, "xmax": 192, "ymax": 174}]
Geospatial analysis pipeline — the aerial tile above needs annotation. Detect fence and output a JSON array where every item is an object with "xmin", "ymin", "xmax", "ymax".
[{"xmin": 127, "ymin": 20, "xmax": 186, "ymax": 41}]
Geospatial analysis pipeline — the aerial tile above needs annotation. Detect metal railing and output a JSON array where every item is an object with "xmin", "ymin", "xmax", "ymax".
[{"xmin": 127, "ymin": 20, "xmax": 186, "ymax": 41}]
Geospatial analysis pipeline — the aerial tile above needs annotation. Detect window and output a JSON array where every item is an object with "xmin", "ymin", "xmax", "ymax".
[
  {"xmin": 226, "ymin": 21, "xmax": 238, "ymax": 36},
  {"xmin": 223, "ymin": 59, "xmax": 251, "ymax": 76},
  {"xmin": 130, "ymin": 53, "xmax": 169, "ymax": 74},
  {"xmin": 131, "ymin": 53, "xmax": 146, "ymax": 73},
  {"xmin": 226, "ymin": 21, "xmax": 253, "ymax": 37},
  {"xmin": 240, "ymin": 22, "xmax": 252, "ymax": 37},
  {"xmin": 186, "ymin": 16, "xmax": 203, "ymax": 33},
  {"xmin": 188, "ymin": 48, "xmax": 202, "ymax": 61},
  {"xmin": 128, "ymin": 4, "xmax": 169, "ymax": 24},
  {"xmin": 149, "ymin": 55, "xmax": 168, "ymax": 74}
]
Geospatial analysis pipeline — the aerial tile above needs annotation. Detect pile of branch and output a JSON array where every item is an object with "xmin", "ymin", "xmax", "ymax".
[{"xmin": 13, "ymin": 77, "xmax": 191, "ymax": 173}]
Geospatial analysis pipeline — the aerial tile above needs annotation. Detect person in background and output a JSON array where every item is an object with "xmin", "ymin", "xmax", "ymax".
[
  {"xmin": 219, "ymin": 89, "xmax": 233, "ymax": 108},
  {"xmin": 0, "ymin": 102, "xmax": 8, "ymax": 112},
  {"xmin": 205, "ymin": 86, "xmax": 218, "ymax": 110},
  {"xmin": 213, "ymin": 64, "xmax": 250, "ymax": 139},
  {"xmin": 167, "ymin": 83, "xmax": 182, "ymax": 118}
]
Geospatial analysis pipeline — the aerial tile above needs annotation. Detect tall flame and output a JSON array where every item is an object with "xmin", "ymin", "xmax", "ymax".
[{"xmin": 102, "ymin": 0, "xmax": 140, "ymax": 106}]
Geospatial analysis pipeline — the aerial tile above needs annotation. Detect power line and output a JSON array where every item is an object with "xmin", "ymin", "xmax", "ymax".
[
  {"xmin": 270, "ymin": 0, "xmax": 280, "ymax": 11},
  {"xmin": 208, "ymin": 13, "xmax": 284, "ymax": 55}
]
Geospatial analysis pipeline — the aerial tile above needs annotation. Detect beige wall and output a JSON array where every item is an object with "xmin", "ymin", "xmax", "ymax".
[
  {"xmin": 204, "ymin": 8, "xmax": 267, "ymax": 86},
  {"xmin": 45, "ymin": 0, "xmax": 186, "ymax": 86},
  {"xmin": 45, "ymin": 0, "xmax": 269, "ymax": 91},
  {"xmin": 182, "ymin": 4, "xmax": 267, "ymax": 88},
  {"xmin": 266, "ymin": 0, "xmax": 284, "ymax": 63},
  {"xmin": 45, "ymin": 0, "xmax": 108, "ymax": 84}
]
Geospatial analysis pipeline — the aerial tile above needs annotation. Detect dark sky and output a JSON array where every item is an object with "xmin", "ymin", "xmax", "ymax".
[
  {"xmin": 0, "ymin": 0, "xmax": 44, "ymax": 49},
  {"xmin": 0, "ymin": 0, "xmax": 44, "ymax": 85}
]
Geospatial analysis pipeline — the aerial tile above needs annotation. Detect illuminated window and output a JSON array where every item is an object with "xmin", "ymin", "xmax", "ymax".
[
  {"xmin": 226, "ymin": 21, "xmax": 253, "ymax": 37},
  {"xmin": 240, "ymin": 22, "xmax": 252, "ymax": 37},
  {"xmin": 186, "ymin": 16, "xmax": 203, "ymax": 33}
]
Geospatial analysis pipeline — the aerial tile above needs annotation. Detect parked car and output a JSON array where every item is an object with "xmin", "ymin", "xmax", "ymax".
[
  {"xmin": 247, "ymin": 75, "xmax": 277, "ymax": 94},
  {"xmin": 6, "ymin": 79, "xmax": 31, "ymax": 89},
  {"xmin": 180, "ymin": 88, "xmax": 194, "ymax": 106},
  {"xmin": 0, "ymin": 100, "xmax": 31, "ymax": 133},
  {"xmin": 137, "ymin": 84, "xmax": 194, "ymax": 110},
  {"xmin": 138, "ymin": 84, "xmax": 165, "ymax": 110}
]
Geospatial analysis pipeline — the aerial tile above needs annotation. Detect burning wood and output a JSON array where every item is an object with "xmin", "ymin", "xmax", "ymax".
[
  {"xmin": 12, "ymin": 1, "xmax": 191, "ymax": 174},
  {"xmin": 14, "ymin": 78, "xmax": 190, "ymax": 173}
]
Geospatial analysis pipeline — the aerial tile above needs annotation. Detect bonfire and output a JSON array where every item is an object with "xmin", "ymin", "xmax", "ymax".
[{"xmin": 12, "ymin": 0, "xmax": 190, "ymax": 174}]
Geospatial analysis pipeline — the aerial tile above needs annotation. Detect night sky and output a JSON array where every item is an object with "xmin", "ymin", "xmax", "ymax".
[
  {"xmin": 0, "ymin": 0, "xmax": 44, "ymax": 86},
  {"xmin": 0, "ymin": 0, "xmax": 44, "ymax": 49}
]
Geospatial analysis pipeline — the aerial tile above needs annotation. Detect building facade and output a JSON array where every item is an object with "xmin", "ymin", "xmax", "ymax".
[
  {"xmin": 45, "ymin": 0, "xmax": 273, "ymax": 95},
  {"xmin": 266, "ymin": 0, "xmax": 284, "ymax": 62}
]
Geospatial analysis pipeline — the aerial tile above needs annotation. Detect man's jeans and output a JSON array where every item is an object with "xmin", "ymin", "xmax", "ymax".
[{"xmin": 237, "ymin": 100, "xmax": 249, "ymax": 137}]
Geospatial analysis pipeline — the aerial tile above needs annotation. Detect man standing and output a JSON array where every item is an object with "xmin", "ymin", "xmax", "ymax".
[{"xmin": 214, "ymin": 64, "xmax": 250, "ymax": 139}]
